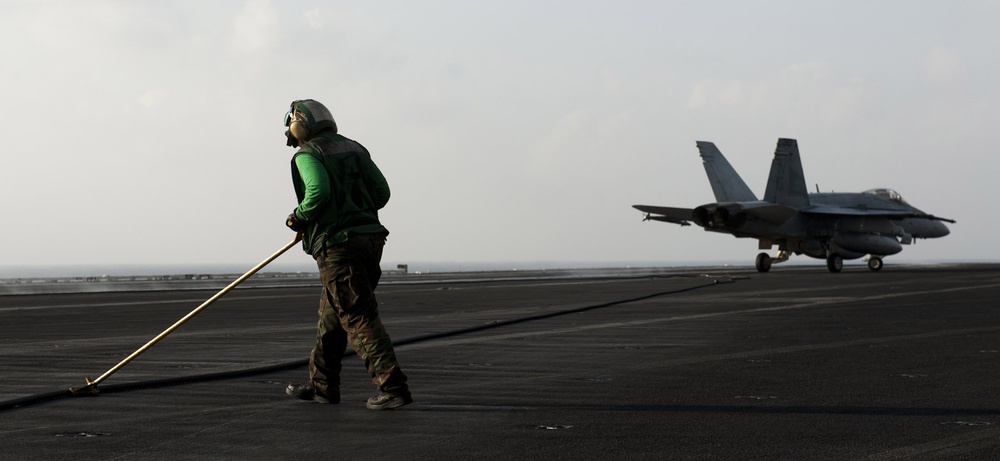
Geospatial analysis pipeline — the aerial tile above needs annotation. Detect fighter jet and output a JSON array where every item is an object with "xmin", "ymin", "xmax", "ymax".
[{"xmin": 633, "ymin": 138, "xmax": 955, "ymax": 273}]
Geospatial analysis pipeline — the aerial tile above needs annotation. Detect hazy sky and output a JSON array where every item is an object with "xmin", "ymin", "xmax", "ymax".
[{"xmin": 1, "ymin": 1, "xmax": 997, "ymax": 272}]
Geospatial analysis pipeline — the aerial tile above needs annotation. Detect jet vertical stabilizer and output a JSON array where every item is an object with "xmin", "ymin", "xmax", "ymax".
[
  {"xmin": 696, "ymin": 141, "xmax": 758, "ymax": 202},
  {"xmin": 763, "ymin": 138, "xmax": 810, "ymax": 208}
]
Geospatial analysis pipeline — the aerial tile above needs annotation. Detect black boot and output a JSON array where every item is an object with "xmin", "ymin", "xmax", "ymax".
[
  {"xmin": 366, "ymin": 391, "xmax": 412, "ymax": 410},
  {"xmin": 286, "ymin": 382, "xmax": 339, "ymax": 404}
]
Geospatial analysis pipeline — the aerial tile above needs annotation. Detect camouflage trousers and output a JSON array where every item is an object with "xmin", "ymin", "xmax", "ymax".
[{"xmin": 309, "ymin": 232, "xmax": 408, "ymax": 396}]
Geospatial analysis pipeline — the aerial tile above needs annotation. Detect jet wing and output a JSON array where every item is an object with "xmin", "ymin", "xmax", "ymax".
[
  {"xmin": 802, "ymin": 206, "xmax": 956, "ymax": 223},
  {"xmin": 633, "ymin": 205, "xmax": 693, "ymax": 226}
]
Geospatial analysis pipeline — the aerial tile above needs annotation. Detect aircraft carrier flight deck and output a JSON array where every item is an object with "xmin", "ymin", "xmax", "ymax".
[{"xmin": 2, "ymin": 263, "xmax": 1000, "ymax": 460}]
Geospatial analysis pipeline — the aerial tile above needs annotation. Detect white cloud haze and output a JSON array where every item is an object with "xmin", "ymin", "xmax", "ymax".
[{"xmin": 1, "ymin": 1, "xmax": 997, "ymax": 273}]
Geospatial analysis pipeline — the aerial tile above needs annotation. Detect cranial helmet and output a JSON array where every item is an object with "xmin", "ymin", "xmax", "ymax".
[{"xmin": 284, "ymin": 99, "xmax": 337, "ymax": 147}]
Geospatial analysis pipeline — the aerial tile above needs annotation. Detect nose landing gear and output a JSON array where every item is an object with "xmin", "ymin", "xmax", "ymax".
[{"xmin": 865, "ymin": 256, "xmax": 884, "ymax": 272}]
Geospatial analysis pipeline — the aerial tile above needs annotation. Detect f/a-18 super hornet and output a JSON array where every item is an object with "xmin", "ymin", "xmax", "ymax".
[{"xmin": 633, "ymin": 138, "xmax": 955, "ymax": 273}]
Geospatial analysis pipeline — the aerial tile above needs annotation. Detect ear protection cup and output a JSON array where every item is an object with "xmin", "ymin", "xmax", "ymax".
[{"xmin": 288, "ymin": 114, "xmax": 310, "ymax": 142}]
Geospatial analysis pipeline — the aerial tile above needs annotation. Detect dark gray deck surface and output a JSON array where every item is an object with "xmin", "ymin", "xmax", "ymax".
[{"xmin": 2, "ymin": 264, "xmax": 1000, "ymax": 460}]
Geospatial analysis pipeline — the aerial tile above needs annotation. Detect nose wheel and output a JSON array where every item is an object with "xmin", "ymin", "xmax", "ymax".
[{"xmin": 866, "ymin": 256, "xmax": 883, "ymax": 271}]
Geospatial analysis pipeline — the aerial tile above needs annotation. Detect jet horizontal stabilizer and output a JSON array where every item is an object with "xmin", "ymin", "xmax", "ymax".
[{"xmin": 633, "ymin": 205, "xmax": 693, "ymax": 226}]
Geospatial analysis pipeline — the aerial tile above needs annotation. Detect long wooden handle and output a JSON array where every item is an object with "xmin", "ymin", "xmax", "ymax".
[{"xmin": 87, "ymin": 235, "xmax": 302, "ymax": 388}]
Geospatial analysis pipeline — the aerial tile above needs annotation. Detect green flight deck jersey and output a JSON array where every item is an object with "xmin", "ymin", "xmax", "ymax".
[{"xmin": 290, "ymin": 131, "xmax": 390, "ymax": 257}]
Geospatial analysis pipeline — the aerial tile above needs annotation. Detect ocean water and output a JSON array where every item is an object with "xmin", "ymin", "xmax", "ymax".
[
  {"xmin": 0, "ymin": 263, "xmax": 318, "ymax": 279},
  {"xmin": 0, "ymin": 260, "xmax": 701, "ymax": 279},
  {"xmin": 0, "ymin": 259, "xmax": 987, "ymax": 279}
]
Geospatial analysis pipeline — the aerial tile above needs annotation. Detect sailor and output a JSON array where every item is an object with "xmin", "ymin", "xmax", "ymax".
[{"xmin": 282, "ymin": 99, "xmax": 411, "ymax": 410}]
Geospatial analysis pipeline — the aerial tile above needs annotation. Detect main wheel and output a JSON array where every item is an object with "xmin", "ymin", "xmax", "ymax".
[
  {"xmin": 826, "ymin": 254, "xmax": 843, "ymax": 273},
  {"xmin": 755, "ymin": 253, "xmax": 772, "ymax": 273},
  {"xmin": 867, "ymin": 257, "xmax": 883, "ymax": 271}
]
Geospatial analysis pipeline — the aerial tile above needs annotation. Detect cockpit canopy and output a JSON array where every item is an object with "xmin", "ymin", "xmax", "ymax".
[{"xmin": 863, "ymin": 188, "xmax": 909, "ymax": 205}]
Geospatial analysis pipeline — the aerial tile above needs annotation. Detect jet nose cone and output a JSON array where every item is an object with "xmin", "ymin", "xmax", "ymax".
[
  {"xmin": 927, "ymin": 221, "xmax": 950, "ymax": 238},
  {"xmin": 905, "ymin": 217, "xmax": 951, "ymax": 239}
]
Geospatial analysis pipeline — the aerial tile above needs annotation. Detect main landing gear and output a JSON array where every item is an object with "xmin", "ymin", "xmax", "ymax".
[
  {"xmin": 756, "ymin": 251, "xmax": 885, "ymax": 273},
  {"xmin": 755, "ymin": 250, "xmax": 790, "ymax": 273},
  {"xmin": 755, "ymin": 253, "xmax": 771, "ymax": 272},
  {"xmin": 826, "ymin": 254, "xmax": 843, "ymax": 273}
]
